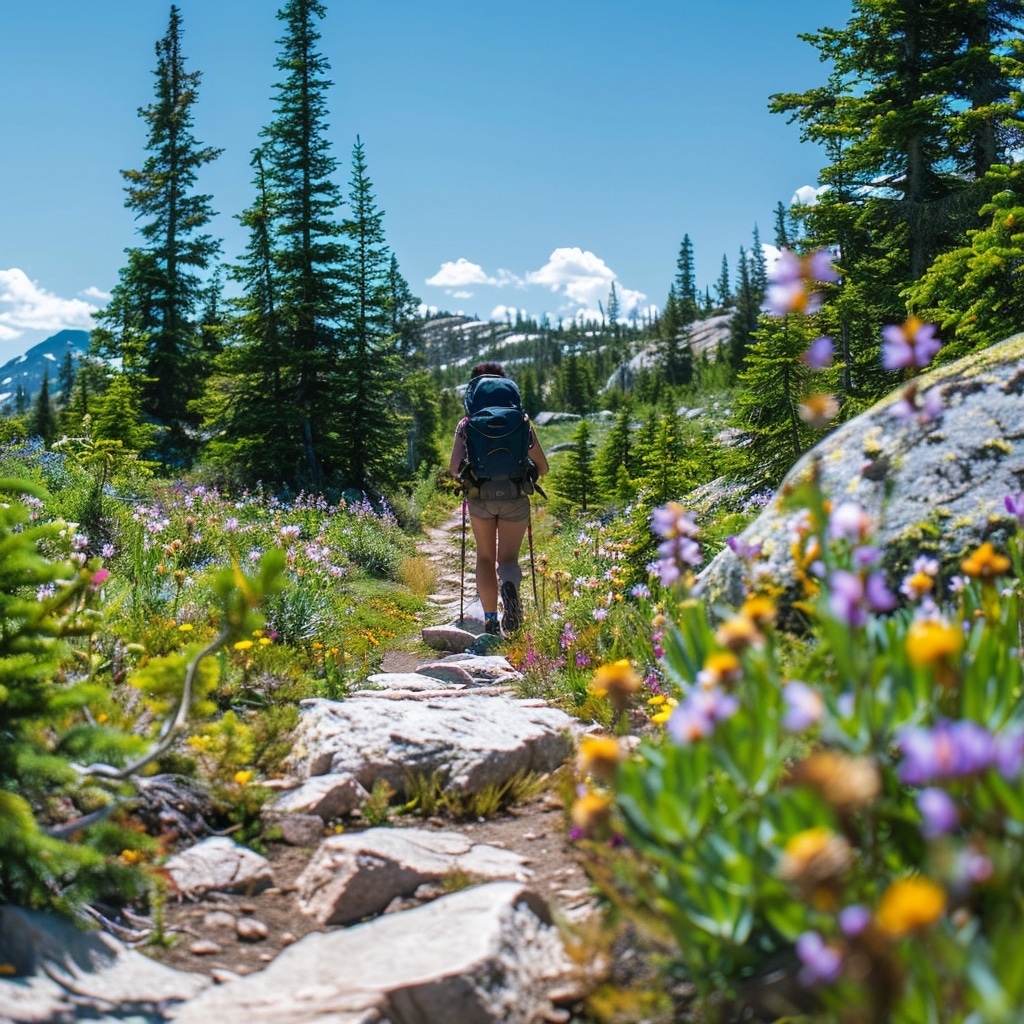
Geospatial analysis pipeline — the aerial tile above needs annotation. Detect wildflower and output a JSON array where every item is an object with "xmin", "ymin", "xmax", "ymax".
[
  {"xmin": 233, "ymin": 770, "xmax": 254, "ymax": 786},
  {"xmin": 802, "ymin": 336, "xmax": 834, "ymax": 370},
  {"xmin": 592, "ymin": 607, "xmax": 609, "ymax": 622},
  {"xmin": 791, "ymin": 751, "xmax": 881, "ymax": 812},
  {"xmin": 590, "ymin": 660, "xmax": 642, "ymax": 713},
  {"xmin": 778, "ymin": 827, "xmax": 854, "ymax": 906},
  {"xmin": 649, "ymin": 695, "xmax": 677, "ymax": 725},
  {"xmin": 875, "ymin": 877, "xmax": 946, "ymax": 938},
  {"xmin": 652, "ymin": 502, "xmax": 699, "ymax": 540},
  {"xmin": 917, "ymin": 787, "xmax": 959, "ymax": 839},
  {"xmin": 578, "ymin": 736, "xmax": 622, "ymax": 783},
  {"xmin": 726, "ymin": 535, "xmax": 763, "ymax": 562},
  {"xmin": 829, "ymin": 570, "xmax": 895, "ymax": 627},
  {"xmin": 781, "ymin": 680, "xmax": 824, "ymax": 732},
  {"xmin": 900, "ymin": 556, "xmax": 937, "ymax": 600},
  {"xmin": 119, "ymin": 849, "xmax": 147, "ymax": 866},
  {"xmin": 630, "ymin": 583, "xmax": 650, "ymax": 599},
  {"xmin": 714, "ymin": 615, "xmax": 762, "ymax": 652},
  {"xmin": 101, "ymin": 543, "xmax": 116, "ymax": 559},
  {"xmin": 829, "ymin": 502, "xmax": 874, "ymax": 543},
  {"xmin": 961, "ymin": 542, "xmax": 1010, "ymax": 582},
  {"xmin": 839, "ymin": 904, "xmax": 872, "ymax": 938},
  {"xmin": 897, "ymin": 720, "xmax": 993, "ymax": 785},
  {"xmin": 881, "ymin": 317, "xmax": 941, "ymax": 370},
  {"xmin": 698, "ymin": 651, "xmax": 741, "ymax": 688},
  {"xmin": 795, "ymin": 931, "xmax": 843, "ymax": 987},
  {"xmin": 798, "ymin": 393, "xmax": 839, "ymax": 428},
  {"xmin": 666, "ymin": 701, "xmax": 715, "ymax": 743},
  {"xmin": 570, "ymin": 789, "xmax": 612, "ymax": 840},
  {"xmin": 891, "ymin": 383, "xmax": 944, "ymax": 424},
  {"xmin": 905, "ymin": 616, "xmax": 963, "ymax": 669},
  {"xmin": 741, "ymin": 595, "xmax": 776, "ymax": 629},
  {"xmin": 177, "ymin": 623, "xmax": 194, "ymax": 632},
  {"xmin": 1004, "ymin": 493, "xmax": 1024, "ymax": 526},
  {"xmin": 233, "ymin": 639, "xmax": 254, "ymax": 651},
  {"xmin": 89, "ymin": 568, "xmax": 110, "ymax": 590},
  {"xmin": 766, "ymin": 248, "xmax": 839, "ymax": 316}
]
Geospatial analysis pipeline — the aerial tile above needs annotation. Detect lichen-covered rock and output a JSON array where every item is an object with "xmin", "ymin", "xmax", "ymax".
[{"xmin": 699, "ymin": 332, "xmax": 1024, "ymax": 611}]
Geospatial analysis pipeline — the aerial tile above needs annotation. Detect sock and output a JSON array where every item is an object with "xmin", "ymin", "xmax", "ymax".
[{"xmin": 484, "ymin": 612, "xmax": 499, "ymax": 622}]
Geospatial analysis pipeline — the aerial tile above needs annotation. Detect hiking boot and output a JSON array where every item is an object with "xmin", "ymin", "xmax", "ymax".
[
  {"xmin": 500, "ymin": 580, "xmax": 522, "ymax": 633},
  {"xmin": 484, "ymin": 618, "xmax": 501, "ymax": 636}
]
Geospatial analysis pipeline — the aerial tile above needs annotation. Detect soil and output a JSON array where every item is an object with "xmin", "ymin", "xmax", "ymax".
[{"xmin": 139, "ymin": 510, "xmax": 598, "ymax": 984}]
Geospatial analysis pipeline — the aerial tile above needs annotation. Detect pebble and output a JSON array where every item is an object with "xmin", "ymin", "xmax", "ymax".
[
  {"xmin": 202, "ymin": 910, "xmax": 236, "ymax": 930},
  {"xmin": 189, "ymin": 939, "xmax": 222, "ymax": 956},
  {"xmin": 210, "ymin": 968, "xmax": 241, "ymax": 984},
  {"xmin": 236, "ymin": 917, "xmax": 269, "ymax": 942},
  {"xmin": 281, "ymin": 931, "xmax": 298, "ymax": 946}
]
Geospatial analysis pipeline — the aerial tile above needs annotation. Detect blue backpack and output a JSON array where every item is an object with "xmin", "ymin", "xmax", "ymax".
[{"xmin": 460, "ymin": 376, "xmax": 534, "ymax": 500}]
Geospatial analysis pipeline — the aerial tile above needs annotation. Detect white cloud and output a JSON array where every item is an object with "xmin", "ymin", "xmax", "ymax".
[
  {"xmin": 81, "ymin": 285, "xmax": 112, "ymax": 301},
  {"xmin": 426, "ymin": 258, "xmax": 496, "ymax": 288},
  {"xmin": 452, "ymin": 290, "xmax": 473, "ymax": 299},
  {"xmin": 525, "ymin": 247, "xmax": 615, "ymax": 306},
  {"xmin": 0, "ymin": 268, "xmax": 98, "ymax": 339},
  {"xmin": 791, "ymin": 184, "xmax": 826, "ymax": 207}
]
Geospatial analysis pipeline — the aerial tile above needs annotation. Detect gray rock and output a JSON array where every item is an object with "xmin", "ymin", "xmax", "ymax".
[
  {"xmin": 432, "ymin": 653, "xmax": 522, "ymax": 682},
  {"xmin": 699, "ymin": 333, "xmax": 1024, "ymax": 612},
  {"xmin": 269, "ymin": 772, "xmax": 369, "ymax": 820},
  {"xmin": 169, "ymin": 882, "xmax": 580, "ymax": 1024},
  {"xmin": 0, "ymin": 906, "xmax": 208, "ymax": 1022},
  {"xmin": 421, "ymin": 624, "xmax": 478, "ymax": 651},
  {"xmin": 163, "ymin": 837, "xmax": 274, "ymax": 899},
  {"xmin": 363, "ymin": 671, "xmax": 461, "ymax": 691},
  {"xmin": 235, "ymin": 918, "xmax": 268, "ymax": 943},
  {"xmin": 272, "ymin": 812, "xmax": 325, "ymax": 847},
  {"xmin": 296, "ymin": 826, "xmax": 532, "ymax": 925},
  {"xmin": 413, "ymin": 661, "xmax": 478, "ymax": 686},
  {"xmin": 287, "ymin": 695, "xmax": 574, "ymax": 796}
]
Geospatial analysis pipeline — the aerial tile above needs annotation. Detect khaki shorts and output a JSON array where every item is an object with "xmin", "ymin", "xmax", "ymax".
[{"xmin": 467, "ymin": 495, "xmax": 531, "ymax": 523}]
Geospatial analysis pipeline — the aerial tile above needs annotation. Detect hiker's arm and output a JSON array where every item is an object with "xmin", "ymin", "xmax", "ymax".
[
  {"xmin": 448, "ymin": 422, "xmax": 466, "ymax": 478},
  {"xmin": 529, "ymin": 424, "xmax": 549, "ymax": 476}
]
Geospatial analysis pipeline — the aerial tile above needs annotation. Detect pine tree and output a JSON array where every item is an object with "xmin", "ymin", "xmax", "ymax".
[
  {"xmin": 57, "ymin": 351, "xmax": 76, "ymax": 409},
  {"xmin": 383, "ymin": 253, "xmax": 421, "ymax": 355},
  {"xmin": 334, "ymin": 136, "xmax": 408, "ymax": 491},
  {"xmin": 675, "ymin": 235, "xmax": 699, "ymax": 322},
  {"xmin": 773, "ymin": 201, "xmax": 792, "ymax": 248},
  {"xmin": 29, "ymin": 372, "xmax": 58, "ymax": 445},
  {"xmin": 551, "ymin": 419, "xmax": 596, "ymax": 515},
  {"xmin": 94, "ymin": 5, "xmax": 221, "ymax": 463},
  {"xmin": 14, "ymin": 385, "xmax": 27, "ymax": 416},
  {"xmin": 594, "ymin": 405, "xmax": 635, "ymax": 498},
  {"xmin": 750, "ymin": 225, "xmax": 768, "ymax": 300},
  {"xmin": 728, "ymin": 247, "xmax": 759, "ymax": 371},
  {"xmin": 606, "ymin": 282, "xmax": 620, "ymax": 333},
  {"xmin": 715, "ymin": 255, "xmax": 732, "ymax": 309}
]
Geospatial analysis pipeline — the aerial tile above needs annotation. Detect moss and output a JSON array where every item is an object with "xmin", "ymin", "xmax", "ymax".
[{"xmin": 982, "ymin": 437, "xmax": 1013, "ymax": 456}]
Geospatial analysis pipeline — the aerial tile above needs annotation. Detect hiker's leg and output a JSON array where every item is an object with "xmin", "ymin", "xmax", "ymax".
[
  {"xmin": 469, "ymin": 514, "xmax": 499, "ymax": 612},
  {"xmin": 495, "ymin": 517, "xmax": 528, "ymax": 588}
]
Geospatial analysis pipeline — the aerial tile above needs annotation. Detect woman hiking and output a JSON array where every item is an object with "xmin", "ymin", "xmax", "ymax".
[{"xmin": 449, "ymin": 362, "xmax": 549, "ymax": 636}]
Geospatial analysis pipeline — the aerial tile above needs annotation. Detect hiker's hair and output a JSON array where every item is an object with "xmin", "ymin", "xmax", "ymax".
[{"xmin": 470, "ymin": 362, "xmax": 506, "ymax": 380}]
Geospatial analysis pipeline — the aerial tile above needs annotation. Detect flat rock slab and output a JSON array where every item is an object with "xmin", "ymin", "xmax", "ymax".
[
  {"xmin": 269, "ymin": 772, "xmax": 369, "ymax": 820},
  {"xmin": 163, "ymin": 836, "xmax": 275, "ymax": 898},
  {"xmin": 421, "ymin": 624, "xmax": 478, "ymax": 651},
  {"xmin": 412, "ymin": 662, "xmax": 478, "ymax": 686},
  {"xmin": 287, "ymin": 696, "xmax": 574, "ymax": 795},
  {"xmin": 0, "ymin": 906, "xmax": 208, "ymax": 1023},
  {"xmin": 363, "ymin": 671, "xmax": 463, "ymax": 691},
  {"xmin": 432, "ymin": 653, "xmax": 522, "ymax": 682},
  {"xmin": 296, "ymin": 826, "xmax": 532, "ymax": 925},
  {"xmin": 169, "ymin": 883, "xmax": 579, "ymax": 1024}
]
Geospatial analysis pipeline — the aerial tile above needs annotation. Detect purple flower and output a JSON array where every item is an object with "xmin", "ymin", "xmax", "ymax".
[
  {"xmin": 782, "ymin": 681, "xmax": 824, "ymax": 732},
  {"xmin": 829, "ymin": 502, "xmax": 872, "ymax": 543},
  {"xmin": 993, "ymin": 728, "xmax": 1024, "ymax": 779},
  {"xmin": 891, "ymin": 386, "xmax": 944, "ymax": 424},
  {"xmin": 630, "ymin": 583, "xmax": 651, "ymax": 599},
  {"xmin": 796, "ymin": 931, "xmax": 842, "ymax": 987},
  {"xmin": 666, "ymin": 702, "xmax": 715, "ymax": 744},
  {"xmin": 802, "ymin": 336, "xmax": 834, "ymax": 370},
  {"xmin": 839, "ymin": 905, "xmax": 872, "ymax": 938},
  {"xmin": 652, "ymin": 502, "xmax": 698, "ymax": 540},
  {"xmin": 882, "ymin": 318, "xmax": 941, "ymax": 370},
  {"xmin": 726, "ymin": 535, "xmax": 763, "ymax": 561},
  {"xmin": 917, "ymin": 787, "xmax": 959, "ymax": 838},
  {"xmin": 101, "ymin": 543, "xmax": 116, "ymax": 559},
  {"xmin": 1005, "ymin": 493, "xmax": 1024, "ymax": 526},
  {"xmin": 897, "ymin": 720, "xmax": 994, "ymax": 785},
  {"xmin": 865, "ymin": 572, "xmax": 898, "ymax": 612},
  {"xmin": 829, "ymin": 570, "xmax": 869, "ymax": 628}
]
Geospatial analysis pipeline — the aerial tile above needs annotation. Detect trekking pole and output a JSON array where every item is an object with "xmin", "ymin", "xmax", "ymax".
[
  {"xmin": 526, "ymin": 501, "xmax": 539, "ymax": 613},
  {"xmin": 459, "ymin": 494, "xmax": 467, "ymax": 626}
]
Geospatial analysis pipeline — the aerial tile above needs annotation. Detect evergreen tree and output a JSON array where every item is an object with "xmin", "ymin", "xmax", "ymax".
[
  {"xmin": 519, "ymin": 366, "xmax": 541, "ymax": 419},
  {"xmin": 57, "ymin": 351, "xmax": 76, "ymax": 409},
  {"xmin": 29, "ymin": 372, "xmax": 58, "ymax": 445},
  {"xmin": 715, "ymin": 254, "xmax": 732, "ymax": 309},
  {"xmin": 334, "ymin": 136, "xmax": 408, "ymax": 491},
  {"xmin": 728, "ymin": 247, "xmax": 759, "ymax": 371},
  {"xmin": 91, "ymin": 375, "xmax": 153, "ymax": 452},
  {"xmin": 675, "ymin": 234, "xmax": 699, "ymax": 322},
  {"xmin": 93, "ymin": 6, "xmax": 221, "ymax": 463},
  {"xmin": 14, "ymin": 385, "xmax": 27, "ymax": 416},
  {"xmin": 551, "ymin": 419, "xmax": 596, "ymax": 515},
  {"xmin": 773, "ymin": 201, "xmax": 792, "ymax": 248},
  {"xmin": 750, "ymin": 225, "xmax": 768, "ymax": 300},
  {"xmin": 383, "ymin": 253, "xmax": 421, "ymax": 355},
  {"xmin": 594, "ymin": 405, "xmax": 635, "ymax": 498},
  {"xmin": 635, "ymin": 413, "xmax": 696, "ymax": 508},
  {"xmin": 606, "ymin": 281, "xmax": 620, "ymax": 333}
]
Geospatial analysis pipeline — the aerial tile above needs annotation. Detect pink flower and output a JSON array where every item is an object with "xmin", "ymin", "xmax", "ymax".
[{"xmin": 90, "ymin": 568, "xmax": 111, "ymax": 590}]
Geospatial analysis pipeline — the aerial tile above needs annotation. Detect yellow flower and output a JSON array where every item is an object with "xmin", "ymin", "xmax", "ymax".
[
  {"xmin": 119, "ymin": 848, "xmax": 146, "ymax": 866},
  {"xmin": 791, "ymin": 751, "xmax": 881, "ymax": 812},
  {"xmin": 798, "ymin": 392, "xmax": 839, "ymax": 428},
  {"xmin": 259, "ymin": 637, "xmax": 272, "ymax": 646},
  {"xmin": 876, "ymin": 877, "xmax": 946, "ymax": 938},
  {"xmin": 715, "ymin": 616, "xmax": 762, "ymax": 652},
  {"xmin": 233, "ymin": 770, "xmax": 254, "ymax": 786},
  {"xmin": 177, "ymin": 623, "xmax": 194, "ymax": 632},
  {"xmin": 578, "ymin": 736, "xmax": 622, "ymax": 783},
  {"xmin": 571, "ymin": 790, "xmax": 613, "ymax": 839},
  {"xmin": 252, "ymin": 629, "xmax": 264, "ymax": 638},
  {"xmin": 778, "ymin": 827, "xmax": 854, "ymax": 908},
  {"xmin": 741, "ymin": 596, "xmax": 777, "ymax": 629},
  {"xmin": 590, "ymin": 659, "xmax": 642, "ymax": 712},
  {"xmin": 650, "ymin": 696, "xmax": 678, "ymax": 725},
  {"xmin": 233, "ymin": 639, "xmax": 254, "ymax": 651},
  {"xmin": 701, "ymin": 651, "xmax": 741, "ymax": 687},
  {"xmin": 961, "ymin": 542, "xmax": 1010, "ymax": 582},
  {"xmin": 905, "ymin": 618, "xmax": 963, "ymax": 668}
]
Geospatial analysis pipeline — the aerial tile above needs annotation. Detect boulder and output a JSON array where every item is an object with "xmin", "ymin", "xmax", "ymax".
[
  {"xmin": 296, "ymin": 826, "xmax": 532, "ymax": 925},
  {"xmin": 168, "ymin": 882, "xmax": 581, "ymax": 1024},
  {"xmin": 268, "ymin": 772, "xmax": 369, "ymax": 820},
  {"xmin": 162, "ymin": 836, "xmax": 274, "ymax": 898},
  {"xmin": 362, "ymin": 671, "xmax": 462, "ymax": 692},
  {"xmin": 412, "ymin": 661, "xmax": 478, "ymax": 686},
  {"xmin": 699, "ymin": 333, "xmax": 1024, "ymax": 610},
  {"xmin": 0, "ymin": 906, "xmax": 208, "ymax": 1022},
  {"xmin": 286, "ymin": 695, "xmax": 574, "ymax": 795},
  {"xmin": 421, "ymin": 624, "xmax": 478, "ymax": 651}
]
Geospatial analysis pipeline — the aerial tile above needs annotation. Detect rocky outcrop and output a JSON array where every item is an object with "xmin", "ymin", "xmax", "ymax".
[
  {"xmin": 699, "ymin": 332, "xmax": 1024, "ymax": 609},
  {"xmin": 169, "ymin": 882, "xmax": 581, "ymax": 1024},
  {"xmin": 286, "ymin": 695, "xmax": 574, "ymax": 796}
]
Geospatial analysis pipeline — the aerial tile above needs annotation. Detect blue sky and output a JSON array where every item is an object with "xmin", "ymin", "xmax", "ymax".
[{"xmin": 0, "ymin": 0, "xmax": 852, "ymax": 363}]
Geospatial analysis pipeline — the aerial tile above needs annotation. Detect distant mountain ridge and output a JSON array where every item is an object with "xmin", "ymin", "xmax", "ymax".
[{"xmin": 0, "ymin": 330, "xmax": 90, "ymax": 409}]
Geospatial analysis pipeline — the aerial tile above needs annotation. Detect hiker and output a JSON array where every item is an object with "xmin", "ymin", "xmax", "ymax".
[{"xmin": 449, "ymin": 362, "xmax": 549, "ymax": 636}]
